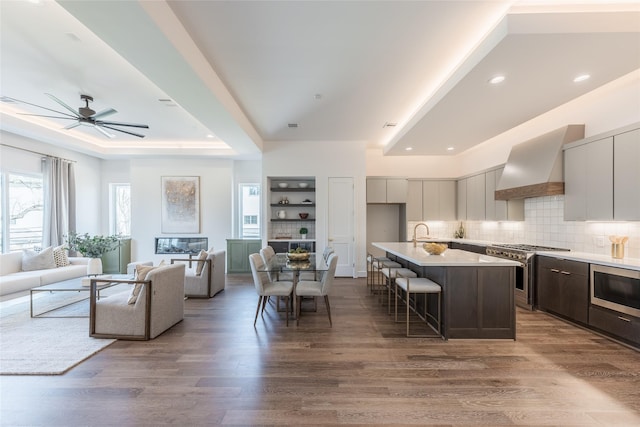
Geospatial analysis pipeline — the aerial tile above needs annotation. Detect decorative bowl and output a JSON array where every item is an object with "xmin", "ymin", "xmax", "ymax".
[
  {"xmin": 423, "ymin": 242, "xmax": 447, "ymax": 255},
  {"xmin": 287, "ymin": 252, "xmax": 310, "ymax": 261},
  {"xmin": 298, "ymin": 182, "xmax": 309, "ymax": 188},
  {"xmin": 299, "ymin": 213, "xmax": 309, "ymax": 219},
  {"xmin": 277, "ymin": 182, "xmax": 289, "ymax": 188}
]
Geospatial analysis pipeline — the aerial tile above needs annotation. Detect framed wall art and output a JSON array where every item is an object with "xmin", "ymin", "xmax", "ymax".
[{"xmin": 161, "ymin": 176, "xmax": 200, "ymax": 233}]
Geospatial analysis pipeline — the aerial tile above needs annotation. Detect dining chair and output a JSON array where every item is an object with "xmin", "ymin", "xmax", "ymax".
[
  {"xmin": 299, "ymin": 246, "xmax": 334, "ymax": 281},
  {"xmin": 260, "ymin": 246, "xmax": 293, "ymax": 282},
  {"xmin": 249, "ymin": 253, "xmax": 294, "ymax": 326},
  {"xmin": 295, "ymin": 253, "xmax": 338, "ymax": 326}
]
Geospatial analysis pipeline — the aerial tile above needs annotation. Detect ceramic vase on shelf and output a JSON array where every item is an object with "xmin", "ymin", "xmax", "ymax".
[{"xmin": 87, "ymin": 258, "xmax": 103, "ymax": 276}]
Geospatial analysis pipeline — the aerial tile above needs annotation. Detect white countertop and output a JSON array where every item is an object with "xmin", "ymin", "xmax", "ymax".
[
  {"xmin": 537, "ymin": 250, "xmax": 640, "ymax": 271},
  {"xmin": 372, "ymin": 242, "xmax": 521, "ymax": 267}
]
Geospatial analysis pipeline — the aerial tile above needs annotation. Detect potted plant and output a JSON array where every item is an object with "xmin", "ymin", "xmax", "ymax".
[
  {"xmin": 299, "ymin": 227, "xmax": 308, "ymax": 239},
  {"xmin": 65, "ymin": 232, "xmax": 120, "ymax": 275}
]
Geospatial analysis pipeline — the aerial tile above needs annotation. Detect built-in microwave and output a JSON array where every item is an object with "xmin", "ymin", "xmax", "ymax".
[{"xmin": 590, "ymin": 264, "xmax": 640, "ymax": 318}]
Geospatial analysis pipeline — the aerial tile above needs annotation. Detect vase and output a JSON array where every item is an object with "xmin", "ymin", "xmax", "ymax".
[
  {"xmin": 301, "ymin": 234, "xmax": 307, "ymax": 240},
  {"xmin": 87, "ymin": 258, "xmax": 103, "ymax": 276}
]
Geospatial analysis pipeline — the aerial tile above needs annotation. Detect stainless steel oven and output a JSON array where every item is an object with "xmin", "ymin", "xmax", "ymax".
[{"xmin": 590, "ymin": 264, "xmax": 640, "ymax": 318}]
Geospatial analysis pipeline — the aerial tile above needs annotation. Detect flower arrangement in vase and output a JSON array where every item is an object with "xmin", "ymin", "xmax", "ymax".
[{"xmin": 65, "ymin": 232, "xmax": 120, "ymax": 275}]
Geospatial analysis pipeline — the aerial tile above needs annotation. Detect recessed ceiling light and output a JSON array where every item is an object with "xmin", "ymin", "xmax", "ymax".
[
  {"xmin": 573, "ymin": 74, "xmax": 591, "ymax": 83},
  {"xmin": 206, "ymin": 134, "xmax": 215, "ymax": 139},
  {"xmin": 447, "ymin": 147, "xmax": 455, "ymax": 151},
  {"xmin": 405, "ymin": 147, "xmax": 413, "ymax": 151},
  {"xmin": 488, "ymin": 75, "xmax": 505, "ymax": 85}
]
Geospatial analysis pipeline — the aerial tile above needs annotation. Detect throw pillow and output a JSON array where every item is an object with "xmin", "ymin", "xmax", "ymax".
[
  {"xmin": 22, "ymin": 246, "xmax": 57, "ymax": 271},
  {"xmin": 195, "ymin": 250, "xmax": 209, "ymax": 276},
  {"xmin": 128, "ymin": 264, "xmax": 159, "ymax": 305},
  {"xmin": 53, "ymin": 245, "xmax": 70, "ymax": 267}
]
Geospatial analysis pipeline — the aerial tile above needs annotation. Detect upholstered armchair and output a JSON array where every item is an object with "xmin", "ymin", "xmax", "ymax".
[
  {"xmin": 89, "ymin": 263, "xmax": 185, "ymax": 340},
  {"xmin": 171, "ymin": 249, "xmax": 226, "ymax": 298}
]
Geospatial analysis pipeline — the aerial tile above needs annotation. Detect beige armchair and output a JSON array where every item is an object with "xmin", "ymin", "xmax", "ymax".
[
  {"xmin": 171, "ymin": 249, "xmax": 226, "ymax": 298},
  {"xmin": 89, "ymin": 263, "xmax": 185, "ymax": 340}
]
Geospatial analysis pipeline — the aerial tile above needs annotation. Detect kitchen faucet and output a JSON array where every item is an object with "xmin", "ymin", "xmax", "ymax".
[{"xmin": 412, "ymin": 222, "xmax": 430, "ymax": 247}]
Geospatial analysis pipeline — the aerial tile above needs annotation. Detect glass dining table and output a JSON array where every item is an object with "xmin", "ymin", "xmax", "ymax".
[{"xmin": 257, "ymin": 252, "xmax": 329, "ymax": 318}]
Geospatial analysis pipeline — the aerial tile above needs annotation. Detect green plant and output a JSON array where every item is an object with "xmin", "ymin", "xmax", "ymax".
[
  {"xmin": 65, "ymin": 232, "xmax": 120, "ymax": 258},
  {"xmin": 299, "ymin": 227, "xmax": 308, "ymax": 235}
]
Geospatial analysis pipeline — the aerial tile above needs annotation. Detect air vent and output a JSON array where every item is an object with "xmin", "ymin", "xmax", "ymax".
[
  {"xmin": 288, "ymin": 123, "xmax": 299, "ymax": 128},
  {"xmin": 383, "ymin": 122, "xmax": 397, "ymax": 128}
]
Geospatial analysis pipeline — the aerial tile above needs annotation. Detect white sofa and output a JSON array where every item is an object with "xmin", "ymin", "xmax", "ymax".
[{"xmin": 0, "ymin": 251, "xmax": 89, "ymax": 296}]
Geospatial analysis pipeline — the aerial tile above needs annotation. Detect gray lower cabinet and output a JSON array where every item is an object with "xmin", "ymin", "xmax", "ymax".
[
  {"xmin": 536, "ymin": 256, "xmax": 589, "ymax": 324},
  {"xmin": 226, "ymin": 239, "xmax": 262, "ymax": 273}
]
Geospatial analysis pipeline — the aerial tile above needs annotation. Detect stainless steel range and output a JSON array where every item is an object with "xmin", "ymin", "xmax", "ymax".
[{"xmin": 486, "ymin": 244, "xmax": 570, "ymax": 310}]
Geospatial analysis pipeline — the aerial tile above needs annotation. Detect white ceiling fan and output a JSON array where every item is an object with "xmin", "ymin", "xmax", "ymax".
[{"xmin": 3, "ymin": 93, "xmax": 149, "ymax": 138}]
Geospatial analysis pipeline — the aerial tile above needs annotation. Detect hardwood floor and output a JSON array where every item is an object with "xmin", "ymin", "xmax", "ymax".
[{"xmin": 2, "ymin": 275, "xmax": 639, "ymax": 426}]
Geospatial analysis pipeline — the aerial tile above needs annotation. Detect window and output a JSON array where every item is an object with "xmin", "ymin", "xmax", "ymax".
[
  {"xmin": 239, "ymin": 183, "xmax": 260, "ymax": 238},
  {"xmin": 0, "ymin": 172, "xmax": 44, "ymax": 251},
  {"xmin": 109, "ymin": 183, "xmax": 130, "ymax": 236}
]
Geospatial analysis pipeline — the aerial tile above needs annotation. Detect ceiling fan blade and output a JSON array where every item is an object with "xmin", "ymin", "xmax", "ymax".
[
  {"xmin": 91, "ymin": 108, "xmax": 117, "ymax": 120},
  {"xmin": 45, "ymin": 93, "xmax": 80, "ymax": 117},
  {"xmin": 17, "ymin": 113, "xmax": 76, "ymax": 120},
  {"xmin": 64, "ymin": 122, "xmax": 81, "ymax": 130},
  {"xmin": 5, "ymin": 96, "xmax": 78, "ymax": 119},
  {"xmin": 101, "ymin": 124, "xmax": 146, "ymax": 138},
  {"xmin": 93, "ymin": 125, "xmax": 115, "ymax": 138},
  {"xmin": 97, "ymin": 120, "xmax": 149, "ymax": 129}
]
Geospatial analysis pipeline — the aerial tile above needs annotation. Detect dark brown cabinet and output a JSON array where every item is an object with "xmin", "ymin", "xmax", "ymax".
[
  {"xmin": 421, "ymin": 265, "xmax": 515, "ymax": 340},
  {"xmin": 536, "ymin": 256, "xmax": 589, "ymax": 324},
  {"xmin": 588, "ymin": 305, "xmax": 640, "ymax": 347}
]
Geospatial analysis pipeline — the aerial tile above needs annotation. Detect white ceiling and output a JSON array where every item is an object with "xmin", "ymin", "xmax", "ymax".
[{"xmin": 1, "ymin": 1, "xmax": 639, "ymax": 159}]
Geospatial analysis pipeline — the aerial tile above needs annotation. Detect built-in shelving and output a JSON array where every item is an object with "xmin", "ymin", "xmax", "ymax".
[{"xmin": 268, "ymin": 177, "xmax": 316, "ymax": 240}]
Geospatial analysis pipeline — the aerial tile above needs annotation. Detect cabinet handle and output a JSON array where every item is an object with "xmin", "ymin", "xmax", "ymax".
[
  {"xmin": 550, "ymin": 269, "xmax": 560, "ymax": 273},
  {"xmin": 617, "ymin": 316, "xmax": 631, "ymax": 323},
  {"xmin": 560, "ymin": 271, "xmax": 571, "ymax": 275}
]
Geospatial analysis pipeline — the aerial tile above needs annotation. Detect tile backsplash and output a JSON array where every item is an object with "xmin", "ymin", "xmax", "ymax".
[{"xmin": 408, "ymin": 195, "xmax": 640, "ymax": 259}]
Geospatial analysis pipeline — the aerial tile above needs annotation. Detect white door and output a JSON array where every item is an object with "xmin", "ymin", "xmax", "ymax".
[{"xmin": 328, "ymin": 177, "xmax": 354, "ymax": 277}]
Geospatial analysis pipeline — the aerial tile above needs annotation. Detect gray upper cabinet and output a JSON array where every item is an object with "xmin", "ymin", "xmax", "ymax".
[
  {"xmin": 466, "ymin": 173, "xmax": 486, "ymax": 220},
  {"xmin": 564, "ymin": 124, "xmax": 640, "ymax": 221},
  {"xmin": 386, "ymin": 178, "xmax": 408, "ymax": 203},
  {"xmin": 406, "ymin": 180, "xmax": 423, "ymax": 220},
  {"xmin": 614, "ymin": 128, "xmax": 640, "ymax": 220},
  {"xmin": 492, "ymin": 168, "xmax": 524, "ymax": 221},
  {"xmin": 407, "ymin": 180, "xmax": 456, "ymax": 221},
  {"xmin": 366, "ymin": 178, "xmax": 407, "ymax": 203},
  {"xmin": 485, "ymin": 170, "xmax": 497, "ymax": 220},
  {"xmin": 564, "ymin": 137, "xmax": 613, "ymax": 220},
  {"xmin": 423, "ymin": 180, "xmax": 456, "ymax": 220},
  {"xmin": 457, "ymin": 178, "xmax": 467, "ymax": 220}
]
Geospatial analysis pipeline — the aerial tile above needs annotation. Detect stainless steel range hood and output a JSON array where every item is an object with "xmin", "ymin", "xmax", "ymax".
[{"xmin": 495, "ymin": 125, "xmax": 585, "ymax": 200}]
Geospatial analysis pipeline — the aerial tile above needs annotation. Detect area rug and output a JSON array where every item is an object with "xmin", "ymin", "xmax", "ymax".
[{"xmin": 0, "ymin": 289, "xmax": 122, "ymax": 375}]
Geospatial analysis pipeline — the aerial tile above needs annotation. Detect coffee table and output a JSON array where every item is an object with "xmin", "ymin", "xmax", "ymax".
[{"xmin": 30, "ymin": 276, "xmax": 128, "ymax": 318}]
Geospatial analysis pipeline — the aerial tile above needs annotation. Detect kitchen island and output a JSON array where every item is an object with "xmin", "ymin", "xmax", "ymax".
[{"xmin": 373, "ymin": 242, "xmax": 521, "ymax": 340}]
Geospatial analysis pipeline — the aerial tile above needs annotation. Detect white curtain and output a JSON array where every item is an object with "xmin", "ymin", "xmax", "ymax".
[{"xmin": 42, "ymin": 157, "xmax": 76, "ymax": 247}]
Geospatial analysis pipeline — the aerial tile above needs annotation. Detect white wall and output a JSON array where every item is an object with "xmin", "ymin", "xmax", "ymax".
[
  {"xmin": 263, "ymin": 140, "xmax": 368, "ymax": 276},
  {"xmin": 0, "ymin": 131, "xmax": 102, "ymax": 236},
  {"xmin": 129, "ymin": 158, "xmax": 233, "ymax": 263}
]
